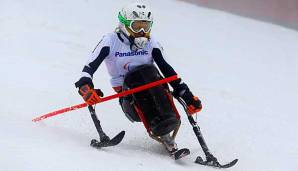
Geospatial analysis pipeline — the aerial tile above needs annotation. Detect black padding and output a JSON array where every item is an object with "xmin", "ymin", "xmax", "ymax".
[
  {"xmin": 124, "ymin": 64, "xmax": 179, "ymax": 136},
  {"xmin": 119, "ymin": 97, "xmax": 141, "ymax": 122}
]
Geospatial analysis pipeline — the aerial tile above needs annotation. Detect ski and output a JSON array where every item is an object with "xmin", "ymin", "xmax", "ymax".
[
  {"xmin": 90, "ymin": 131, "xmax": 125, "ymax": 148},
  {"xmin": 195, "ymin": 156, "xmax": 238, "ymax": 169},
  {"xmin": 172, "ymin": 148, "xmax": 190, "ymax": 160}
]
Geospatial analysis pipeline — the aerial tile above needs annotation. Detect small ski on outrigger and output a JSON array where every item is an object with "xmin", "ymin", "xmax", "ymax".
[
  {"xmin": 88, "ymin": 105, "xmax": 125, "ymax": 149},
  {"xmin": 176, "ymin": 97, "xmax": 238, "ymax": 169},
  {"xmin": 90, "ymin": 131, "xmax": 125, "ymax": 148},
  {"xmin": 195, "ymin": 155, "xmax": 238, "ymax": 169}
]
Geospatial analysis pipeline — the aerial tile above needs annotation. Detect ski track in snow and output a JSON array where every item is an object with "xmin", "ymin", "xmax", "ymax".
[{"xmin": 1, "ymin": 0, "xmax": 298, "ymax": 170}]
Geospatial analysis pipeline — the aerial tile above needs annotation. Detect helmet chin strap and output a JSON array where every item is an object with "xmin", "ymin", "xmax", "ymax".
[{"xmin": 118, "ymin": 28, "xmax": 149, "ymax": 51}]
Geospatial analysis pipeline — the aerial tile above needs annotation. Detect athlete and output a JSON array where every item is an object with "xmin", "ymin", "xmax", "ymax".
[{"xmin": 75, "ymin": 2, "xmax": 202, "ymax": 153}]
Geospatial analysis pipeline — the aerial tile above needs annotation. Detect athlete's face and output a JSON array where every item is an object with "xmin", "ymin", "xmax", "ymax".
[{"xmin": 133, "ymin": 31, "xmax": 145, "ymax": 38}]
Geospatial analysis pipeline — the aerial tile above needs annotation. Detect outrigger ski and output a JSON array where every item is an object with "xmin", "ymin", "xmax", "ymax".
[
  {"xmin": 90, "ymin": 131, "xmax": 125, "ymax": 148},
  {"xmin": 88, "ymin": 106, "xmax": 125, "ymax": 149},
  {"xmin": 195, "ymin": 155, "xmax": 238, "ymax": 169},
  {"xmin": 176, "ymin": 97, "xmax": 238, "ymax": 168}
]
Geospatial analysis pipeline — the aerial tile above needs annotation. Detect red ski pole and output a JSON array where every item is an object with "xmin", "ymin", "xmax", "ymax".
[{"xmin": 32, "ymin": 75, "xmax": 179, "ymax": 122}]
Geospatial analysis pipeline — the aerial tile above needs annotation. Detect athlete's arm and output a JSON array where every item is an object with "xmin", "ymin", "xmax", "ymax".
[
  {"xmin": 152, "ymin": 48, "xmax": 188, "ymax": 91},
  {"xmin": 75, "ymin": 46, "xmax": 110, "ymax": 88}
]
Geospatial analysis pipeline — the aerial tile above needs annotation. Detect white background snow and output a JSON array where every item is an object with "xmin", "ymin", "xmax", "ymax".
[{"xmin": 1, "ymin": 0, "xmax": 298, "ymax": 170}]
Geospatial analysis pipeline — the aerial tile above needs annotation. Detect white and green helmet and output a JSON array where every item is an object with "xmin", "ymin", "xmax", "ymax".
[{"xmin": 118, "ymin": 2, "xmax": 153, "ymax": 49}]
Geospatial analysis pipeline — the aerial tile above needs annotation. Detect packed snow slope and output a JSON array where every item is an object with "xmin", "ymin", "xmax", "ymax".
[{"xmin": 1, "ymin": 0, "xmax": 298, "ymax": 170}]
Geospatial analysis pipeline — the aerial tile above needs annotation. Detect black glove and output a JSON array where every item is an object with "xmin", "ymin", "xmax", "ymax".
[{"xmin": 173, "ymin": 85, "xmax": 202, "ymax": 115}]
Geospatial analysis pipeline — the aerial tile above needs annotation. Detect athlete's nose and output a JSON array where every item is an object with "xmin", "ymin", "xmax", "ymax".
[{"xmin": 135, "ymin": 31, "xmax": 145, "ymax": 37}]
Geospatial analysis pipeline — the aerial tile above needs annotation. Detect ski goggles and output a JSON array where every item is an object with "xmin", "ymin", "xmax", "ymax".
[
  {"xmin": 129, "ymin": 20, "xmax": 152, "ymax": 33},
  {"xmin": 118, "ymin": 13, "xmax": 153, "ymax": 33}
]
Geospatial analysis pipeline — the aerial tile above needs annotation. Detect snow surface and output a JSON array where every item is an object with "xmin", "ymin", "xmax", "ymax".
[{"xmin": 1, "ymin": 0, "xmax": 298, "ymax": 170}]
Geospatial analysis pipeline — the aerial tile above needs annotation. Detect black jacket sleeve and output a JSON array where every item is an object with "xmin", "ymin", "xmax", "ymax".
[
  {"xmin": 152, "ymin": 48, "xmax": 189, "ymax": 94},
  {"xmin": 75, "ymin": 46, "xmax": 110, "ymax": 88}
]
